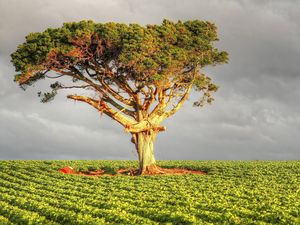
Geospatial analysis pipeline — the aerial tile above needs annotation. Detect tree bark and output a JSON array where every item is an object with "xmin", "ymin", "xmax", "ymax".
[{"xmin": 134, "ymin": 131, "xmax": 161, "ymax": 175}]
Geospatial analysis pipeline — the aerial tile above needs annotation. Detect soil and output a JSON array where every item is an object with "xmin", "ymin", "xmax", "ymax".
[{"xmin": 58, "ymin": 166, "xmax": 207, "ymax": 176}]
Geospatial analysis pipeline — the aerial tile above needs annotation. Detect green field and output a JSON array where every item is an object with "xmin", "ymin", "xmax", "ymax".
[{"xmin": 0, "ymin": 160, "xmax": 299, "ymax": 224}]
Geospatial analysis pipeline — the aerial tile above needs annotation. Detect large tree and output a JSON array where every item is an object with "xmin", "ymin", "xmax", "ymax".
[{"xmin": 11, "ymin": 19, "xmax": 228, "ymax": 175}]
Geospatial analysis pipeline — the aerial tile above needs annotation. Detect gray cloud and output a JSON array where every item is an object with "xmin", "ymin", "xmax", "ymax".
[
  {"xmin": 0, "ymin": 0, "xmax": 299, "ymax": 160},
  {"xmin": 0, "ymin": 108, "xmax": 134, "ymax": 159}
]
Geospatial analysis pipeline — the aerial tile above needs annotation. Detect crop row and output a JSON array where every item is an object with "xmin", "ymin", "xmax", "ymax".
[{"xmin": 0, "ymin": 160, "xmax": 299, "ymax": 224}]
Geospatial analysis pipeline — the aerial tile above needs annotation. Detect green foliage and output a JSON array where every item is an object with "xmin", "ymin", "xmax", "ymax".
[
  {"xmin": 193, "ymin": 74, "xmax": 219, "ymax": 106},
  {"xmin": 0, "ymin": 160, "xmax": 299, "ymax": 224},
  {"xmin": 36, "ymin": 82, "xmax": 63, "ymax": 103},
  {"xmin": 11, "ymin": 19, "xmax": 228, "ymax": 96}
]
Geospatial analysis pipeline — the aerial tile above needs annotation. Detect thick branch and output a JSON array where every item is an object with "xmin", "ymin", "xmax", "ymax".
[
  {"xmin": 52, "ymin": 68, "xmax": 103, "ymax": 93},
  {"xmin": 98, "ymin": 77, "xmax": 134, "ymax": 107},
  {"xmin": 149, "ymin": 88, "xmax": 168, "ymax": 118},
  {"xmin": 50, "ymin": 68, "xmax": 136, "ymax": 119},
  {"xmin": 104, "ymin": 97, "xmax": 135, "ymax": 118},
  {"xmin": 142, "ymin": 85, "xmax": 156, "ymax": 112},
  {"xmin": 152, "ymin": 67, "xmax": 198, "ymax": 119},
  {"xmin": 49, "ymin": 63, "xmax": 138, "ymax": 120},
  {"xmin": 67, "ymin": 95, "xmax": 99, "ymax": 109},
  {"xmin": 89, "ymin": 62, "xmax": 136, "ymax": 97},
  {"xmin": 67, "ymin": 95, "xmax": 135, "ymax": 127},
  {"xmin": 125, "ymin": 123, "xmax": 166, "ymax": 133},
  {"xmin": 163, "ymin": 83, "xmax": 193, "ymax": 119}
]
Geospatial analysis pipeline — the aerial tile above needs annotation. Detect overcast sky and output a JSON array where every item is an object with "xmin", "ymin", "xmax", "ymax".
[{"xmin": 0, "ymin": 0, "xmax": 299, "ymax": 160}]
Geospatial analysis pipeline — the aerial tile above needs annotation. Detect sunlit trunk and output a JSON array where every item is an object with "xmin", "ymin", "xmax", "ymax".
[{"xmin": 133, "ymin": 131, "xmax": 160, "ymax": 175}]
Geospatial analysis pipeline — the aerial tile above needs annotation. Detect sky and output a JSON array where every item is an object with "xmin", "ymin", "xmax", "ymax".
[{"xmin": 0, "ymin": 0, "xmax": 299, "ymax": 160}]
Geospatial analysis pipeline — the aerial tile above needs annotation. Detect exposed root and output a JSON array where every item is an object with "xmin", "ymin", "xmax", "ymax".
[
  {"xmin": 139, "ymin": 165, "xmax": 166, "ymax": 175},
  {"xmin": 58, "ymin": 166, "xmax": 207, "ymax": 176},
  {"xmin": 120, "ymin": 165, "xmax": 207, "ymax": 176}
]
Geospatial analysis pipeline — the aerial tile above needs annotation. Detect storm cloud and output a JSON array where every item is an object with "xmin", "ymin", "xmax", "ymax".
[{"xmin": 0, "ymin": 0, "xmax": 299, "ymax": 160}]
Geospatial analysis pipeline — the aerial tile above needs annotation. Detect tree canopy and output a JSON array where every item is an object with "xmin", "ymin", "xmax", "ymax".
[{"xmin": 11, "ymin": 19, "xmax": 227, "ymax": 103}]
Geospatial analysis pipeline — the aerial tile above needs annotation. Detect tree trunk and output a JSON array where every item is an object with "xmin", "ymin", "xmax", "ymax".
[{"xmin": 134, "ymin": 131, "xmax": 161, "ymax": 175}]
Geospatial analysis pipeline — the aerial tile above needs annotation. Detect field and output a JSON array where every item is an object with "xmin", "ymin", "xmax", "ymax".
[{"xmin": 0, "ymin": 160, "xmax": 299, "ymax": 224}]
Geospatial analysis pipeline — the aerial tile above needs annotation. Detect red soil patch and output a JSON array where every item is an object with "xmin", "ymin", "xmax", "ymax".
[
  {"xmin": 117, "ymin": 167, "xmax": 207, "ymax": 176},
  {"xmin": 58, "ymin": 166, "xmax": 75, "ymax": 174},
  {"xmin": 58, "ymin": 166, "xmax": 207, "ymax": 176}
]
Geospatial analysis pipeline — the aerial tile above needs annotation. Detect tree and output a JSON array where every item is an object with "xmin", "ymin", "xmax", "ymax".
[{"xmin": 11, "ymin": 19, "xmax": 228, "ymax": 175}]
